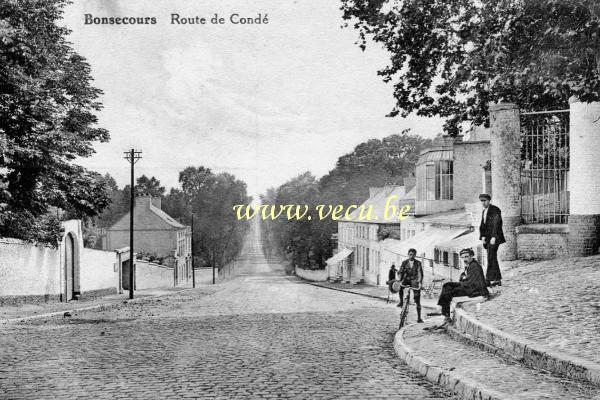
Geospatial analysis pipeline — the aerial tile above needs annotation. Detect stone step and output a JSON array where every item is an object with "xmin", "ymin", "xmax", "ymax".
[{"xmin": 395, "ymin": 318, "xmax": 600, "ymax": 400}]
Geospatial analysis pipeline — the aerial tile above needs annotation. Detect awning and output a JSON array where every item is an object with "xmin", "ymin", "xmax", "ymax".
[
  {"xmin": 435, "ymin": 230, "xmax": 480, "ymax": 254},
  {"xmin": 384, "ymin": 228, "xmax": 468, "ymax": 259},
  {"xmin": 326, "ymin": 248, "xmax": 353, "ymax": 266}
]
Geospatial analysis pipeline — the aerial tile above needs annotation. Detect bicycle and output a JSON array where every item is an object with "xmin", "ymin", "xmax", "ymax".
[{"xmin": 398, "ymin": 284, "xmax": 421, "ymax": 329}]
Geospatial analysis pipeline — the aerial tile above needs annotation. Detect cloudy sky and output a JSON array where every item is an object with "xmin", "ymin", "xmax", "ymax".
[{"xmin": 62, "ymin": 0, "xmax": 442, "ymax": 199}]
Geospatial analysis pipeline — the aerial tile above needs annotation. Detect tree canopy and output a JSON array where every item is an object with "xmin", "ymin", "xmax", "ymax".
[
  {"xmin": 0, "ymin": 0, "xmax": 110, "ymax": 245},
  {"xmin": 340, "ymin": 0, "xmax": 600, "ymax": 134}
]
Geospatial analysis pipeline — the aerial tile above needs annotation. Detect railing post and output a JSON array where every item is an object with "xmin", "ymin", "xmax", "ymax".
[
  {"xmin": 568, "ymin": 99, "xmax": 600, "ymax": 256},
  {"xmin": 489, "ymin": 103, "xmax": 521, "ymax": 261}
]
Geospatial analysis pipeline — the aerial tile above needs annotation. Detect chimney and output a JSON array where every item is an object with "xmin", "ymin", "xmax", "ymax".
[
  {"xmin": 441, "ymin": 135, "xmax": 463, "ymax": 146},
  {"xmin": 151, "ymin": 197, "xmax": 161, "ymax": 209},
  {"xmin": 403, "ymin": 177, "xmax": 416, "ymax": 193},
  {"xmin": 135, "ymin": 196, "xmax": 152, "ymax": 209}
]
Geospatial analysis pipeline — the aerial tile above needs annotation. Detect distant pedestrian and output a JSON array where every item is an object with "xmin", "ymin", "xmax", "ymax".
[
  {"xmin": 398, "ymin": 249, "xmax": 424, "ymax": 323},
  {"xmin": 478, "ymin": 193, "xmax": 505, "ymax": 287},
  {"xmin": 386, "ymin": 263, "xmax": 400, "ymax": 303},
  {"xmin": 437, "ymin": 248, "xmax": 488, "ymax": 323}
]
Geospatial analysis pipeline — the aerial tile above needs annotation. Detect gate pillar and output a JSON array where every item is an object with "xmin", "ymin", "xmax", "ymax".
[
  {"xmin": 489, "ymin": 103, "xmax": 520, "ymax": 261},
  {"xmin": 568, "ymin": 100, "xmax": 600, "ymax": 256}
]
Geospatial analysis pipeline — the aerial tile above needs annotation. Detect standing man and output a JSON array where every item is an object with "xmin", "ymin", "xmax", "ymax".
[
  {"xmin": 478, "ymin": 193, "xmax": 505, "ymax": 287},
  {"xmin": 437, "ymin": 248, "xmax": 489, "ymax": 323},
  {"xmin": 387, "ymin": 263, "xmax": 399, "ymax": 303},
  {"xmin": 398, "ymin": 248, "xmax": 424, "ymax": 323}
]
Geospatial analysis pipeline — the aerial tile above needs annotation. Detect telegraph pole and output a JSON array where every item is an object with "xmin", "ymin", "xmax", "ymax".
[
  {"xmin": 191, "ymin": 212, "xmax": 196, "ymax": 288},
  {"xmin": 124, "ymin": 149, "xmax": 142, "ymax": 299}
]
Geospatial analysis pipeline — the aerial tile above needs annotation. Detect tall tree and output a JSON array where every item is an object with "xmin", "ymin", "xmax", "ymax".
[
  {"xmin": 340, "ymin": 0, "xmax": 600, "ymax": 134},
  {"xmin": 136, "ymin": 175, "xmax": 166, "ymax": 197},
  {"xmin": 0, "ymin": 0, "xmax": 110, "ymax": 245},
  {"xmin": 178, "ymin": 166, "xmax": 251, "ymax": 270}
]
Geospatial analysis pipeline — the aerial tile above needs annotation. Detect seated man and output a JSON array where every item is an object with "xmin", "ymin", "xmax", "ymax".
[
  {"xmin": 437, "ymin": 248, "xmax": 489, "ymax": 323},
  {"xmin": 398, "ymin": 248, "xmax": 424, "ymax": 323}
]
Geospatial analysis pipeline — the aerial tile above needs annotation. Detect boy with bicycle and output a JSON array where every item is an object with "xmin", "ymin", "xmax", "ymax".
[{"xmin": 398, "ymin": 248, "xmax": 424, "ymax": 323}]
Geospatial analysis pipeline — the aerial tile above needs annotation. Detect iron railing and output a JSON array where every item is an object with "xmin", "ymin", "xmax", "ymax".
[{"xmin": 520, "ymin": 110, "xmax": 570, "ymax": 224}]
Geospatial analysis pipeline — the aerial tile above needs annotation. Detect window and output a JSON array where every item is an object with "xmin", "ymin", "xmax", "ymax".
[
  {"xmin": 425, "ymin": 161, "xmax": 453, "ymax": 200},
  {"xmin": 442, "ymin": 251, "xmax": 449, "ymax": 265},
  {"xmin": 453, "ymin": 252, "xmax": 459, "ymax": 268}
]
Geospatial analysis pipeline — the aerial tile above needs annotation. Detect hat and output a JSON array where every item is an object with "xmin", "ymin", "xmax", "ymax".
[
  {"xmin": 479, "ymin": 193, "xmax": 491, "ymax": 200},
  {"xmin": 407, "ymin": 248, "xmax": 417, "ymax": 255},
  {"xmin": 459, "ymin": 248, "xmax": 474, "ymax": 256}
]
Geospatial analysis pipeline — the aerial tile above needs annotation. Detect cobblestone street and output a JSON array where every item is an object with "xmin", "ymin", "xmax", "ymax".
[{"xmin": 0, "ymin": 225, "xmax": 454, "ymax": 399}]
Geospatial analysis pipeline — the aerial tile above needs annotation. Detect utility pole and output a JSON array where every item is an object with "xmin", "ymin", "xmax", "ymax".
[
  {"xmin": 124, "ymin": 149, "xmax": 142, "ymax": 300},
  {"xmin": 213, "ymin": 261, "xmax": 216, "ymax": 285},
  {"xmin": 191, "ymin": 212, "xmax": 195, "ymax": 288}
]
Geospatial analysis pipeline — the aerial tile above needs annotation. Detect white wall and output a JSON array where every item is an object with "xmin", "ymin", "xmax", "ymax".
[
  {"xmin": 80, "ymin": 248, "xmax": 118, "ymax": 294},
  {"xmin": 0, "ymin": 238, "xmax": 61, "ymax": 297},
  {"xmin": 296, "ymin": 267, "xmax": 328, "ymax": 282},
  {"xmin": 135, "ymin": 260, "xmax": 174, "ymax": 289}
]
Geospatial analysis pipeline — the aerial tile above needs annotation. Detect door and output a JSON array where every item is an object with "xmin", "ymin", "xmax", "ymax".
[{"xmin": 64, "ymin": 234, "xmax": 74, "ymax": 301}]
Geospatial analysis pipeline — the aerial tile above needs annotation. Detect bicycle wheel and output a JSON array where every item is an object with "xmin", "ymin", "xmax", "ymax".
[{"xmin": 398, "ymin": 301, "xmax": 409, "ymax": 329}]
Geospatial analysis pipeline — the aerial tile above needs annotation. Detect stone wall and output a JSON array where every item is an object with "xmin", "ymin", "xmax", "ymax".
[
  {"xmin": 0, "ymin": 238, "xmax": 61, "ymax": 302},
  {"xmin": 0, "ymin": 220, "xmax": 118, "ymax": 304},
  {"xmin": 135, "ymin": 260, "xmax": 175, "ymax": 289},
  {"xmin": 80, "ymin": 248, "xmax": 119, "ymax": 296},
  {"xmin": 516, "ymin": 225, "xmax": 569, "ymax": 260},
  {"xmin": 295, "ymin": 267, "xmax": 328, "ymax": 282}
]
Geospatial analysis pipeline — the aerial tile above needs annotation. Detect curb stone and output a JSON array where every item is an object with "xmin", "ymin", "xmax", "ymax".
[
  {"xmin": 0, "ymin": 287, "xmax": 200, "ymax": 326},
  {"xmin": 393, "ymin": 326, "xmax": 508, "ymax": 400},
  {"xmin": 454, "ymin": 307, "xmax": 600, "ymax": 387}
]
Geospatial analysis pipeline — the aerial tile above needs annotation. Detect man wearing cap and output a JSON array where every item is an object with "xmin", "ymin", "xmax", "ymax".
[
  {"xmin": 437, "ymin": 248, "xmax": 489, "ymax": 323},
  {"xmin": 398, "ymin": 248, "xmax": 424, "ymax": 323},
  {"xmin": 386, "ymin": 263, "xmax": 400, "ymax": 303},
  {"xmin": 478, "ymin": 193, "xmax": 505, "ymax": 287}
]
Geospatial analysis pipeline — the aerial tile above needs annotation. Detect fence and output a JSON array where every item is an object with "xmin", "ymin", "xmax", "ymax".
[{"xmin": 520, "ymin": 110, "xmax": 570, "ymax": 224}]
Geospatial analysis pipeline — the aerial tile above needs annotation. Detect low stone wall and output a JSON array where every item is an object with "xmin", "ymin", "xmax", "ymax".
[
  {"xmin": 295, "ymin": 267, "xmax": 327, "ymax": 282},
  {"xmin": 135, "ymin": 260, "xmax": 174, "ymax": 289},
  {"xmin": 516, "ymin": 224, "xmax": 568, "ymax": 260}
]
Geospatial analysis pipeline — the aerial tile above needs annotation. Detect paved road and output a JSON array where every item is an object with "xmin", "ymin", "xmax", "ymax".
[{"xmin": 0, "ymin": 223, "xmax": 453, "ymax": 399}]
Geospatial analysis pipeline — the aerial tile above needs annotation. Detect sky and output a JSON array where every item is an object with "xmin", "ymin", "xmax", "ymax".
[{"xmin": 62, "ymin": 0, "xmax": 443, "ymax": 200}]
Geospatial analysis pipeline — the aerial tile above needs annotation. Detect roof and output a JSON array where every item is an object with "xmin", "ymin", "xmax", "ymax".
[
  {"xmin": 435, "ymin": 230, "xmax": 480, "ymax": 253},
  {"xmin": 149, "ymin": 204, "xmax": 186, "ymax": 228},
  {"xmin": 345, "ymin": 185, "xmax": 413, "ymax": 224},
  {"xmin": 326, "ymin": 248, "xmax": 354, "ymax": 265},
  {"xmin": 383, "ymin": 227, "xmax": 468, "ymax": 258},
  {"xmin": 417, "ymin": 147, "xmax": 453, "ymax": 165},
  {"xmin": 411, "ymin": 208, "xmax": 472, "ymax": 228}
]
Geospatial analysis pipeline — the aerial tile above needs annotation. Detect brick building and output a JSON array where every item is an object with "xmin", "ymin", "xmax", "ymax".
[{"xmin": 103, "ymin": 196, "xmax": 192, "ymax": 286}]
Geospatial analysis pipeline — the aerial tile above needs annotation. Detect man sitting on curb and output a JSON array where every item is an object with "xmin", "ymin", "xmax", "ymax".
[
  {"xmin": 398, "ymin": 248, "xmax": 424, "ymax": 323},
  {"xmin": 437, "ymin": 248, "xmax": 489, "ymax": 324}
]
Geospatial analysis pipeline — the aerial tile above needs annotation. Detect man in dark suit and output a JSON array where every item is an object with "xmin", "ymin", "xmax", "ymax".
[
  {"xmin": 478, "ymin": 193, "xmax": 505, "ymax": 287},
  {"xmin": 398, "ymin": 248, "xmax": 424, "ymax": 323},
  {"xmin": 437, "ymin": 248, "xmax": 489, "ymax": 323}
]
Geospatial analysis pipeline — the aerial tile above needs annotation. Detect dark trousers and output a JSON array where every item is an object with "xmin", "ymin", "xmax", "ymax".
[
  {"xmin": 437, "ymin": 282, "xmax": 469, "ymax": 317},
  {"xmin": 485, "ymin": 243, "xmax": 502, "ymax": 282},
  {"xmin": 399, "ymin": 287, "xmax": 421, "ymax": 317}
]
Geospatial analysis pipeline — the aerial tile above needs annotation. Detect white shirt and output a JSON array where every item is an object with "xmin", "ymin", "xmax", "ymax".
[{"xmin": 482, "ymin": 207, "xmax": 489, "ymax": 223}]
